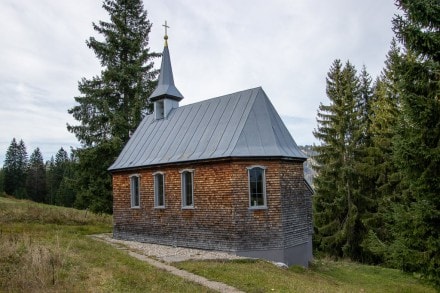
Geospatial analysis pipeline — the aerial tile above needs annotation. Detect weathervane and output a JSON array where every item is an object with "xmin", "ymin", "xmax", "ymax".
[{"xmin": 163, "ymin": 20, "xmax": 169, "ymax": 46}]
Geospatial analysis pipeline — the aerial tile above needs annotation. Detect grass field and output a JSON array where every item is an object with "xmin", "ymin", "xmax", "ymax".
[
  {"xmin": 0, "ymin": 196, "xmax": 213, "ymax": 292},
  {"xmin": 0, "ymin": 195, "xmax": 435, "ymax": 292},
  {"xmin": 176, "ymin": 259, "xmax": 435, "ymax": 293}
]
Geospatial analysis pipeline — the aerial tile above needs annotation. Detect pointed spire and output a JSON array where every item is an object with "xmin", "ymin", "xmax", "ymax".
[{"xmin": 149, "ymin": 21, "xmax": 183, "ymax": 102}]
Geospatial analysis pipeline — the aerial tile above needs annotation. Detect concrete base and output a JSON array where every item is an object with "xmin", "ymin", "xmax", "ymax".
[
  {"xmin": 236, "ymin": 240, "xmax": 312, "ymax": 267},
  {"xmin": 114, "ymin": 229, "xmax": 313, "ymax": 267}
]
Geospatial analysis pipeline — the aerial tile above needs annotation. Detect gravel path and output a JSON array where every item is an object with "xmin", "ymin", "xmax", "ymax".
[{"xmin": 91, "ymin": 234, "xmax": 245, "ymax": 293}]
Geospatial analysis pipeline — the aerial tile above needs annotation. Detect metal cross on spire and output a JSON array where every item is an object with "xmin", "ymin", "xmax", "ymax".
[
  {"xmin": 163, "ymin": 20, "xmax": 170, "ymax": 36},
  {"xmin": 163, "ymin": 20, "xmax": 169, "ymax": 46}
]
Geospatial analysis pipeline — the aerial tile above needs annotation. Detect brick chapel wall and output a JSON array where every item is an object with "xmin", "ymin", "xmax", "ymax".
[{"xmin": 112, "ymin": 158, "xmax": 307, "ymax": 252}]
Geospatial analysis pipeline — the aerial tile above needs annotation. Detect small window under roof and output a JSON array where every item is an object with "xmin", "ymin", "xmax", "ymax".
[{"xmin": 155, "ymin": 100, "xmax": 164, "ymax": 120}]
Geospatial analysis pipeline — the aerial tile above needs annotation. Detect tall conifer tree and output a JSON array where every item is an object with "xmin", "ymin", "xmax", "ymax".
[
  {"xmin": 3, "ymin": 138, "xmax": 19, "ymax": 196},
  {"xmin": 3, "ymin": 138, "xmax": 28, "ymax": 198},
  {"xmin": 361, "ymin": 40, "xmax": 402, "ymax": 263},
  {"xmin": 45, "ymin": 156, "xmax": 57, "ymax": 204},
  {"xmin": 313, "ymin": 60, "xmax": 368, "ymax": 260},
  {"xmin": 53, "ymin": 148, "xmax": 69, "ymax": 194},
  {"xmin": 391, "ymin": 0, "xmax": 440, "ymax": 285},
  {"xmin": 67, "ymin": 0, "xmax": 159, "ymax": 213},
  {"xmin": 26, "ymin": 148, "xmax": 46, "ymax": 202},
  {"xmin": 54, "ymin": 148, "xmax": 78, "ymax": 207},
  {"xmin": 353, "ymin": 66, "xmax": 380, "ymax": 263},
  {"xmin": 355, "ymin": 66, "xmax": 375, "ymax": 192},
  {"xmin": 45, "ymin": 147, "xmax": 75, "ymax": 206}
]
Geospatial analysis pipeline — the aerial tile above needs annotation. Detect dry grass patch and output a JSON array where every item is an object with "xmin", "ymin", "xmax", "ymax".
[
  {"xmin": 0, "ymin": 232, "xmax": 69, "ymax": 291},
  {"xmin": 0, "ymin": 197, "xmax": 214, "ymax": 292}
]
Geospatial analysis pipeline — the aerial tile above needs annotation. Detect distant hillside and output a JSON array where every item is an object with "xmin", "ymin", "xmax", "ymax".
[{"xmin": 298, "ymin": 145, "xmax": 317, "ymax": 187}]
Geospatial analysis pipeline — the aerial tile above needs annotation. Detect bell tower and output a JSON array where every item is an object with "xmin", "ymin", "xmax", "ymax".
[{"xmin": 149, "ymin": 21, "xmax": 184, "ymax": 120}]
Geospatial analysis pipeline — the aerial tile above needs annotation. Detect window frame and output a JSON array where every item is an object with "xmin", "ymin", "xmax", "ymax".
[
  {"xmin": 129, "ymin": 174, "xmax": 141, "ymax": 208},
  {"xmin": 247, "ymin": 166, "xmax": 267, "ymax": 209},
  {"xmin": 179, "ymin": 169, "xmax": 194, "ymax": 209},
  {"xmin": 153, "ymin": 171, "xmax": 165, "ymax": 208}
]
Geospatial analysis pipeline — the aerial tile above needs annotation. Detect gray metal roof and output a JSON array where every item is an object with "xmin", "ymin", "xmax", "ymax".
[
  {"xmin": 149, "ymin": 45, "xmax": 184, "ymax": 102},
  {"xmin": 109, "ymin": 87, "xmax": 306, "ymax": 171}
]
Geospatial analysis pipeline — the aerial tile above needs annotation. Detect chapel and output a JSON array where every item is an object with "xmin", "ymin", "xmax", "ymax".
[{"xmin": 108, "ymin": 26, "xmax": 313, "ymax": 266}]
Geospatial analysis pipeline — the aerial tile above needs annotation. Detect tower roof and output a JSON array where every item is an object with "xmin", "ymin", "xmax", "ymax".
[{"xmin": 149, "ymin": 24, "xmax": 183, "ymax": 102}]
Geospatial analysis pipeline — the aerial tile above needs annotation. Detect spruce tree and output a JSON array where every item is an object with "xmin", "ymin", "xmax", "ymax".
[
  {"xmin": 353, "ymin": 66, "xmax": 380, "ymax": 263},
  {"xmin": 16, "ymin": 139, "xmax": 28, "ymax": 198},
  {"xmin": 371, "ymin": 40, "xmax": 401, "ymax": 200},
  {"xmin": 361, "ymin": 40, "xmax": 402, "ymax": 263},
  {"xmin": 26, "ymin": 148, "xmax": 46, "ymax": 203},
  {"xmin": 53, "ymin": 148, "xmax": 69, "ymax": 196},
  {"xmin": 54, "ymin": 149, "xmax": 78, "ymax": 207},
  {"xmin": 67, "ymin": 0, "xmax": 159, "ymax": 213},
  {"xmin": 45, "ymin": 156, "xmax": 56, "ymax": 204},
  {"xmin": 3, "ymin": 138, "xmax": 28, "ymax": 198},
  {"xmin": 391, "ymin": 0, "xmax": 440, "ymax": 285},
  {"xmin": 3, "ymin": 138, "xmax": 18, "ymax": 195},
  {"xmin": 313, "ymin": 60, "xmax": 367, "ymax": 260},
  {"xmin": 56, "ymin": 174, "xmax": 77, "ymax": 207},
  {"xmin": 354, "ymin": 66, "xmax": 375, "ymax": 195}
]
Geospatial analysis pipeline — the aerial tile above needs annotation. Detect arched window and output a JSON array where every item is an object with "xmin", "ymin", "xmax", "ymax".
[
  {"xmin": 180, "ymin": 169, "xmax": 194, "ymax": 208},
  {"xmin": 130, "ymin": 174, "xmax": 140, "ymax": 208},
  {"xmin": 247, "ymin": 166, "xmax": 267, "ymax": 208},
  {"xmin": 153, "ymin": 172, "xmax": 165, "ymax": 208}
]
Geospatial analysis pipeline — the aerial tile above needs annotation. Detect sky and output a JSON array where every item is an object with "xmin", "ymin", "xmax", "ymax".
[{"xmin": 0, "ymin": 0, "xmax": 398, "ymax": 165}]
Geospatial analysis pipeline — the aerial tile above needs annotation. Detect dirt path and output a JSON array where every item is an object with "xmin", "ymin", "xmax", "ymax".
[{"xmin": 91, "ymin": 234, "xmax": 244, "ymax": 293}]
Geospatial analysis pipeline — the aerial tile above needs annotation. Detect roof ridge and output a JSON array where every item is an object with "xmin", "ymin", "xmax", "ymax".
[{"xmin": 176, "ymin": 86, "xmax": 262, "ymax": 109}]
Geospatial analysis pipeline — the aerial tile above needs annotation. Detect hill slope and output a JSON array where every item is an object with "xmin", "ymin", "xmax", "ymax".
[{"xmin": 0, "ymin": 196, "xmax": 435, "ymax": 292}]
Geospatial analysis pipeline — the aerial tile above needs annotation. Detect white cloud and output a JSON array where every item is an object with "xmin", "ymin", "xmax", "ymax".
[{"xmin": 0, "ymin": 0, "xmax": 398, "ymax": 165}]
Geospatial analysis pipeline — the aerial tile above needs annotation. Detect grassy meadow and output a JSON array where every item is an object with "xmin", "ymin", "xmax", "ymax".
[
  {"xmin": 176, "ymin": 259, "xmax": 435, "ymax": 293},
  {"xmin": 0, "ymin": 195, "xmax": 435, "ymax": 292},
  {"xmin": 0, "ymin": 196, "xmax": 213, "ymax": 292}
]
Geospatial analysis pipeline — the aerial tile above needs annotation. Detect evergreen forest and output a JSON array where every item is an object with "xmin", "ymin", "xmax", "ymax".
[{"xmin": 313, "ymin": 0, "xmax": 439, "ymax": 286}]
